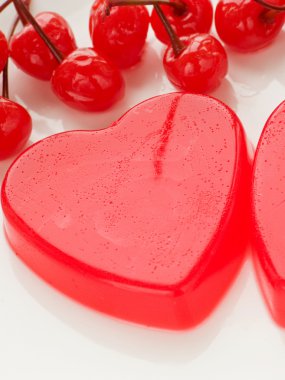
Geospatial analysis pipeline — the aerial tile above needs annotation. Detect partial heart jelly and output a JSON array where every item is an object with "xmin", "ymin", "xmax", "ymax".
[{"xmin": 252, "ymin": 101, "xmax": 285, "ymax": 327}]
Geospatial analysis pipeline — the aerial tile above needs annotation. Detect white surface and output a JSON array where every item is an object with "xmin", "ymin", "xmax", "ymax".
[{"xmin": 1, "ymin": 1, "xmax": 285, "ymax": 379}]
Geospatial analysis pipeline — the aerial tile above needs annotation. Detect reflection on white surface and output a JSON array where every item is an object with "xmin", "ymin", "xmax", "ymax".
[
  {"xmin": 9, "ymin": 248, "xmax": 250, "ymax": 363},
  {"xmin": 1, "ymin": 0, "xmax": 285, "ymax": 379}
]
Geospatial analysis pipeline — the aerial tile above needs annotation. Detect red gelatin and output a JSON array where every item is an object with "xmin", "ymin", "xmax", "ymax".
[
  {"xmin": 252, "ymin": 101, "xmax": 285, "ymax": 327},
  {"xmin": 2, "ymin": 93, "xmax": 252, "ymax": 329}
]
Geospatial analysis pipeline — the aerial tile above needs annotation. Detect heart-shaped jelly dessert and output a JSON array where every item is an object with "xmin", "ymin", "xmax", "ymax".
[
  {"xmin": 252, "ymin": 101, "xmax": 285, "ymax": 327},
  {"xmin": 2, "ymin": 93, "xmax": 252, "ymax": 329}
]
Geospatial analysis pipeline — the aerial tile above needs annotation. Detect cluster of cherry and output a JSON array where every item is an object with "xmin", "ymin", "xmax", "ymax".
[{"xmin": 0, "ymin": 0, "xmax": 285, "ymax": 160}]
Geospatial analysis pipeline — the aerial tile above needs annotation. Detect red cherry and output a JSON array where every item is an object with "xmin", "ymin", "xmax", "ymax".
[
  {"xmin": 215, "ymin": 0, "xmax": 285, "ymax": 52},
  {"xmin": 151, "ymin": 0, "xmax": 213, "ymax": 45},
  {"xmin": 163, "ymin": 34, "xmax": 228, "ymax": 93},
  {"xmin": 51, "ymin": 48, "xmax": 125, "ymax": 112},
  {"xmin": 252, "ymin": 101, "xmax": 285, "ymax": 327},
  {"xmin": 10, "ymin": 12, "xmax": 77, "ymax": 80},
  {"xmin": 0, "ymin": 30, "xmax": 8, "ymax": 74},
  {"xmin": 89, "ymin": 0, "xmax": 149, "ymax": 69},
  {"xmin": 0, "ymin": 97, "xmax": 32, "ymax": 159}
]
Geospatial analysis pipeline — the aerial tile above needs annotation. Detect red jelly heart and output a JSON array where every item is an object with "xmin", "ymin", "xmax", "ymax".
[
  {"xmin": 252, "ymin": 101, "xmax": 285, "ymax": 327},
  {"xmin": 2, "ymin": 93, "xmax": 252, "ymax": 329}
]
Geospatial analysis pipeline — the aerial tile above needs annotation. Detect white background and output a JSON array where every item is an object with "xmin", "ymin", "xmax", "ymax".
[{"xmin": 1, "ymin": 0, "xmax": 285, "ymax": 379}]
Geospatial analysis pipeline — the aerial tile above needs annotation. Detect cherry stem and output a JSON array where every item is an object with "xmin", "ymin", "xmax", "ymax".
[
  {"xmin": 261, "ymin": 8, "xmax": 280, "ymax": 23},
  {"xmin": 2, "ymin": 1, "xmax": 32, "ymax": 99},
  {"xmin": 12, "ymin": 0, "xmax": 63, "ymax": 63},
  {"xmin": 254, "ymin": 0, "xmax": 285, "ymax": 11},
  {"xmin": 107, "ymin": 0, "xmax": 187, "ymax": 15},
  {"xmin": 2, "ymin": 16, "xmax": 24, "ymax": 99},
  {"xmin": 154, "ymin": 4, "xmax": 184, "ymax": 57},
  {"xmin": 2, "ymin": 63, "xmax": 9, "ymax": 99},
  {"xmin": 9, "ymin": 15, "xmax": 20, "ymax": 40},
  {"xmin": 0, "ymin": 0, "xmax": 13, "ymax": 13},
  {"xmin": 12, "ymin": 0, "xmax": 28, "ymax": 25}
]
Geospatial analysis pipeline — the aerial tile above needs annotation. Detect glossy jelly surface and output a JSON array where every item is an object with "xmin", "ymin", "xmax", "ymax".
[
  {"xmin": 252, "ymin": 101, "xmax": 285, "ymax": 327},
  {"xmin": 2, "ymin": 93, "xmax": 252, "ymax": 329}
]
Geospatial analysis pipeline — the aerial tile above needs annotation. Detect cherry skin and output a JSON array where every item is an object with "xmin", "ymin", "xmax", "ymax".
[
  {"xmin": 215, "ymin": 0, "xmax": 285, "ymax": 52},
  {"xmin": 89, "ymin": 0, "xmax": 149, "ymax": 69},
  {"xmin": 51, "ymin": 48, "xmax": 125, "ymax": 112},
  {"xmin": 0, "ymin": 30, "xmax": 8, "ymax": 74},
  {"xmin": 163, "ymin": 34, "xmax": 228, "ymax": 93},
  {"xmin": 151, "ymin": 0, "xmax": 213, "ymax": 45},
  {"xmin": 10, "ymin": 12, "xmax": 77, "ymax": 81},
  {"xmin": 0, "ymin": 97, "xmax": 32, "ymax": 160}
]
